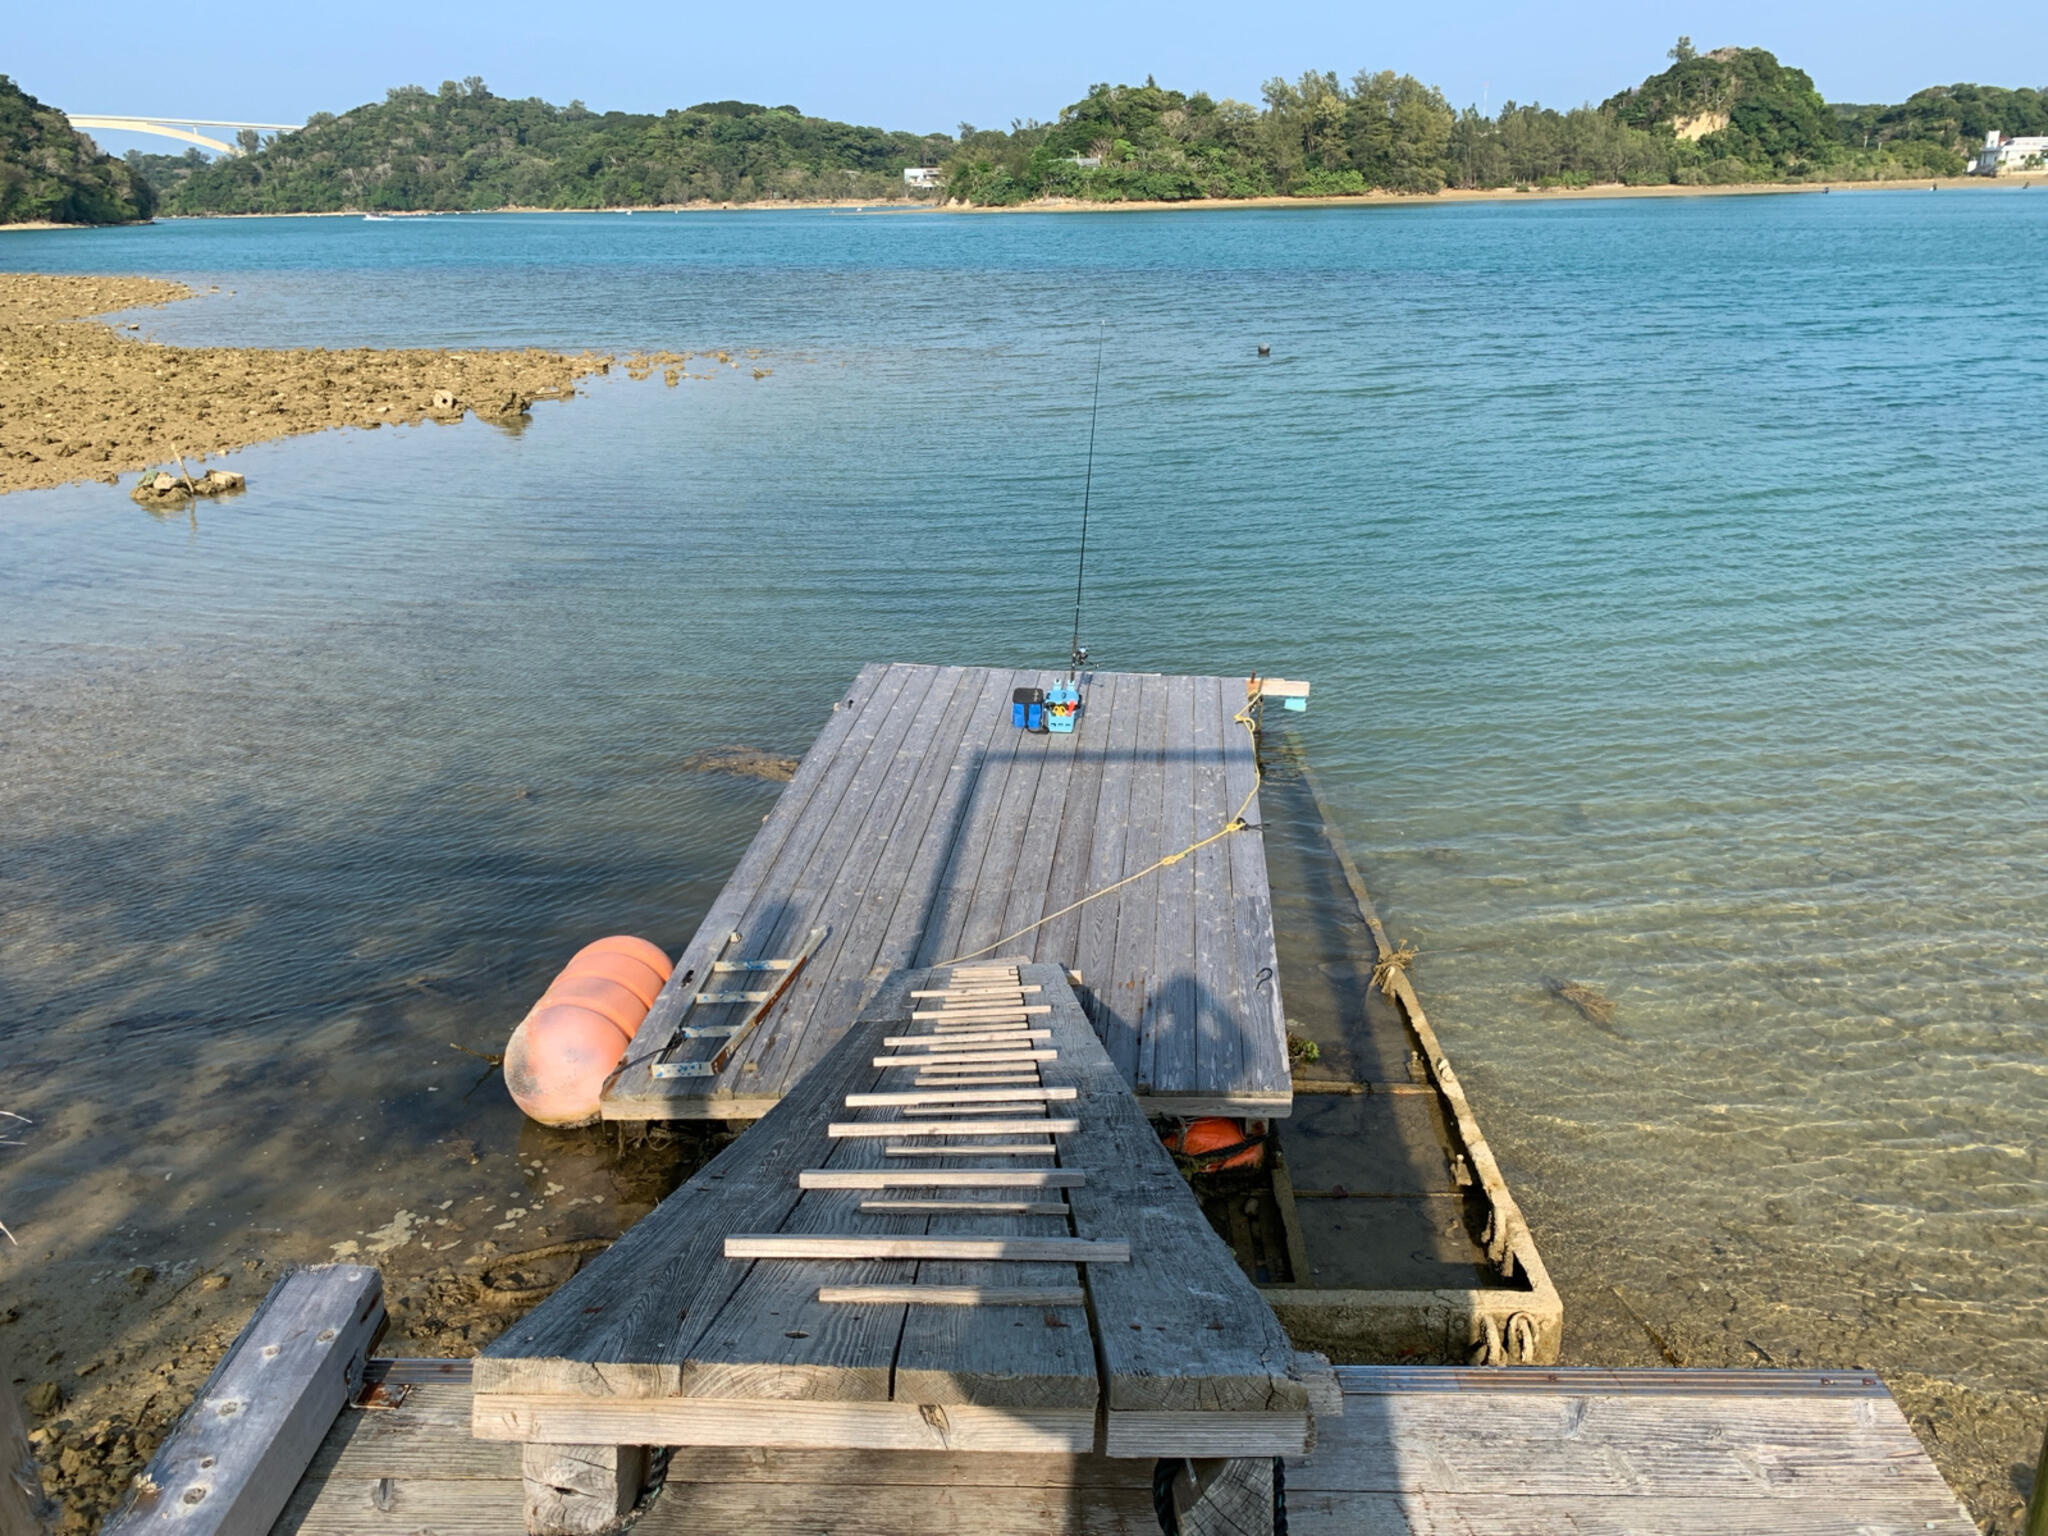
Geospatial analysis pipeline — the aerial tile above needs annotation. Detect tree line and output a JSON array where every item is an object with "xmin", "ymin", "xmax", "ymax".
[
  {"xmin": 9, "ymin": 48, "xmax": 2047, "ymax": 224},
  {"xmin": 944, "ymin": 48, "xmax": 2029, "ymax": 205}
]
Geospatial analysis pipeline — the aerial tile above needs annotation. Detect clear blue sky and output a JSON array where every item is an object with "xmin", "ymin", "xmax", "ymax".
[{"xmin": 13, "ymin": 0, "xmax": 2043, "ymax": 153}]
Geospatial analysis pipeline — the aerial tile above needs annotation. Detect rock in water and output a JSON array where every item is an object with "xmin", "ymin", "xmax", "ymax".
[
  {"xmin": 677, "ymin": 745, "xmax": 800, "ymax": 782},
  {"xmin": 1544, "ymin": 977, "xmax": 1616, "ymax": 1026}
]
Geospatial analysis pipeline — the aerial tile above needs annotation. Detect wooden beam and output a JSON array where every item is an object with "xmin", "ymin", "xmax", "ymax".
[
  {"xmin": 828, "ymin": 1118, "xmax": 1076, "ymax": 1139},
  {"xmin": 913, "ymin": 1073, "xmax": 1039, "ymax": 1086},
  {"xmin": 912, "ymin": 1005, "xmax": 1050, "ymax": 1020},
  {"xmin": 1168, "ymin": 1455, "xmax": 1276, "ymax": 1536},
  {"xmin": 1106, "ymin": 1412, "xmax": 1311, "ymax": 1459},
  {"xmin": 886, "ymin": 1144, "xmax": 1060, "ymax": 1157},
  {"xmin": 102, "ymin": 1265, "xmax": 383, "ymax": 1536},
  {"xmin": 473, "ymin": 1396, "xmax": 1094, "ymax": 1455},
  {"xmin": 521, "ymin": 1442, "xmax": 646, "ymax": 1536},
  {"xmin": 725, "ymin": 1236, "xmax": 1126, "ymax": 1262},
  {"xmin": 843, "ymin": 1087, "xmax": 1073, "ymax": 1107},
  {"xmin": 798, "ymin": 1169, "xmax": 1081, "ymax": 1191},
  {"xmin": 856, "ymin": 1200, "xmax": 1069, "ymax": 1215},
  {"xmin": 816, "ymin": 1286, "xmax": 1086, "ymax": 1307},
  {"xmin": 899, "ymin": 1104, "xmax": 1048, "ymax": 1118},
  {"xmin": 882, "ymin": 1037, "xmax": 1046, "ymax": 1053},
  {"xmin": 880, "ymin": 1030, "xmax": 1050, "ymax": 1047},
  {"xmin": 876, "ymin": 1051, "xmax": 1054, "ymax": 1067},
  {"xmin": 908, "ymin": 987, "xmax": 1041, "ymax": 998}
]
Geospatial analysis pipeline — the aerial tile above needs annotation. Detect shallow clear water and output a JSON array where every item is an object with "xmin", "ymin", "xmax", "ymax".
[{"xmin": 2, "ymin": 199, "xmax": 2043, "ymax": 1402}]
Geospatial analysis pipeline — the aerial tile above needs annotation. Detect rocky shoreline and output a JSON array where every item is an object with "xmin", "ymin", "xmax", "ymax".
[{"xmin": 0, "ymin": 274, "xmax": 615, "ymax": 498}]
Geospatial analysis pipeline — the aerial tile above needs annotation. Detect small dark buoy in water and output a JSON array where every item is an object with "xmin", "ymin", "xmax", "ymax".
[{"xmin": 1257, "ymin": 343, "xmax": 1271, "ymax": 357}]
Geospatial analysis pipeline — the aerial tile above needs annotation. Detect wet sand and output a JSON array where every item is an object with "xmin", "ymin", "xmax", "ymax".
[{"xmin": 0, "ymin": 273, "xmax": 613, "ymax": 497}]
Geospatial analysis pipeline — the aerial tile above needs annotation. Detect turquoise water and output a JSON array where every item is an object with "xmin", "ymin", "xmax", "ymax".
[{"xmin": 2, "ymin": 199, "xmax": 2044, "ymax": 1413}]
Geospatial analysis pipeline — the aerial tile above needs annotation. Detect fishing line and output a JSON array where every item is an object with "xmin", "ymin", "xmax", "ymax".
[{"xmin": 1068, "ymin": 321, "xmax": 1106, "ymax": 679}]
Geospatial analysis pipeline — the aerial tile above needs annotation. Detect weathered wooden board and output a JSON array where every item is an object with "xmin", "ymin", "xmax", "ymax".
[
  {"xmin": 106, "ymin": 1265, "xmax": 382, "ymax": 1536},
  {"xmin": 601, "ymin": 664, "xmax": 1290, "ymax": 1120},
  {"xmin": 1030, "ymin": 970, "xmax": 1309, "ymax": 1420}
]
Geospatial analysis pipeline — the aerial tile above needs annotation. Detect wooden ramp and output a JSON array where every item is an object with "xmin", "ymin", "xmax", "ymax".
[
  {"xmin": 269, "ymin": 1362, "xmax": 1976, "ymax": 1536},
  {"xmin": 602, "ymin": 663, "xmax": 1290, "ymax": 1121},
  {"xmin": 477, "ymin": 964, "xmax": 1329, "ymax": 1529}
]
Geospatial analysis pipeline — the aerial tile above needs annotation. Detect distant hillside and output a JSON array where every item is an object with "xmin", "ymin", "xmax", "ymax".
[
  {"xmin": 158, "ymin": 78, "xmax": 952, "ymax": 213},
  {"xmin": 0, "ymin": 74, "xmax": 155, "ymax": 225},
  {"xmin": 1604, "ymin": 46, "xmax": 1836, "ymax": 172}
]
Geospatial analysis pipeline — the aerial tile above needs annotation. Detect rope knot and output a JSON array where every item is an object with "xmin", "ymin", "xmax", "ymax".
[{"xmin": 1370, "ymin": 941, "xmax": 1417, "ymax": 998}]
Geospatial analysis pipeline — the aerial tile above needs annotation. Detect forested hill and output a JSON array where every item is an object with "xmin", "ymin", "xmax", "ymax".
[
  {"xmin": 942, "ymin": 46, "xmax": 2033, "ymax": 204},
  {"xmin": 0, "ymin": 74, "xmax": 155, "ymax": 225},
  {"xmin": 155, "ymin": 79, "xmax": 952, "ymax": 213},
  {"xmin": 125, "ymin": 51, "xmax": 2048, "ymax": 214}
]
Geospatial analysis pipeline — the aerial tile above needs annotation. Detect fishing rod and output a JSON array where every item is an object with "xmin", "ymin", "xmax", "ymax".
[{"xmin": 1069, "ymin": 321, "xmax": 1105, "ymax": 680}]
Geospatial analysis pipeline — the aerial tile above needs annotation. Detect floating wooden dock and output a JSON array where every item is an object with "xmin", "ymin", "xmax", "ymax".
[
  {"xmin": 478, "ymin": 962, "xmax": 1330, "ymax": 1531},
  {"xmin": 604, "ymin": 664, "xmax": 1291, "ymax": 1121}
]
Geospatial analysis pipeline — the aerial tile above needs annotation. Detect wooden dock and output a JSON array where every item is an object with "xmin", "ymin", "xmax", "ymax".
[
  {"xmin": 478, "ymin": 962, "xmax": 1329, "ymax": 1532},
  {"xmin": 261, "ymin": 1361, "xmax": 1978, "ymax": 1535},
  {"xmin": 603, "ymin": 663, "xmax": 1290, "ymax": 1121}
]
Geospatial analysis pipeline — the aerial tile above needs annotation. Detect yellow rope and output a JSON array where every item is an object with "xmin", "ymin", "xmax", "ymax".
[{"xmin": 939, "ymin": 705, "xmax": 1264, "ymax": 968}]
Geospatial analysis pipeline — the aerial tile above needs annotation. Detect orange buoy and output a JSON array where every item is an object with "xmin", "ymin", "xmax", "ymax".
[
  {"xmin": 569, "ymin": 934, "xmax": 673, "ymax": 983},
  {"xmin": 539, "ymin": 973, "xmax": 649, "ymax": 1037},
  {"xmin": 503, "ymin": 1003, "xmax": 630, "ymax": 1126},
  {"xmin": 505, "ymin": 934, "xmax": 671, "ymax": 1125},
  {"xmin": 559, "ymin": 950, "xmax": 665, "ymax": 1009},
  {"xmin": 1160, "ymin": 1117, "xmax": 1265, "ymax": 1172}
]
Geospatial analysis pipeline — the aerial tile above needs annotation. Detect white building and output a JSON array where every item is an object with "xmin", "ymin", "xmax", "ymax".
[
  {"xmin": 902, "ymin": 166, "xmax": 942, "ymax": 188},
  {"xmin": 1973, "ymin": 132, "xmax": 2048, "ymax": 174}
]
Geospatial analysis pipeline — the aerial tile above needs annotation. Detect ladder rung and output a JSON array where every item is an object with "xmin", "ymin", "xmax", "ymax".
[
  {"xmin": 696, "ymin": 991, "xmax": 772, "ymax": 1004},
  {"xmin": 711, "ymin": 958, "xmax": 799, "ymax": 972}
]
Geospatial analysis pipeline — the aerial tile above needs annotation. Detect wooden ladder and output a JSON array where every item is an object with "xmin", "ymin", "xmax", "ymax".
[{"xmin": 649, "ymin": 925, "xmax": 830, "ymax": 1080}]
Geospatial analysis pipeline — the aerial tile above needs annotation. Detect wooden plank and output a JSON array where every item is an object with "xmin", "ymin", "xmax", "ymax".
[
  {"xmin": 826, "ymin": 1118, "xmax": 1078, "ymax": 1138},
  {"xmin": 914, "ymin": 668, "xmax": 1039, "ymax": 967},
  {"xmin": 989, "ymin": 672, "xmax": 1088, "ymax": 959},
  {"xmin": 603, "ymin": 663, "xmax": 896, "ymax": 1114},
  {"xmin": 857, "ymin": 1200, "xmax": 1069, "ymax": 1215},
  {"xmin": 1104, "ymin": 673, "xmax": 1168, "ymax": 1082},
  {"xmin": 1105, "ymin": 1413, "xmax": 1311, "ymax": 1458},
  {"xmin": 722, "ymin": 1236, "xmax": 1125, "ymax": 1262},
  {"xmin": 880, "ymin": 1031, "xmax": 1051, "ymax": 1047},
  {"xmin": 780, "ymin": 668, "xmax": 1014, "ymax": 1086},
  {"xmin": 914, "ymin": 1074, "xmax": 1041, "ymax": 1086},
  {"xmin": 1287, "ymin": 1390, "xmax": 1967, "ymax": 1497},
  {"xmin": 479, "ymin": 975, "xmax": 919, "ymax": 1398},
  {"xmin": 658, "ymin": 1445, "xmax": 1147, "ymax": 1490},
  {"xmin": 1140, "ymin": 673, "xmax": 1200, "ymax": 1096},
  {"xmin": 909, "ymin": 986, "xmax": 1040, "ymax": 999},
  {"xmin": 1283, "ymin": 1493, "xmax": 1977, "ymax": 1535},
  {"xmin": 677, "ymin": 1100, "xmax": 922, "ymax": 1403},
  {"xmin": 886, "ymin": 1145, "xmax": 1061, "ymax": 1158},
  {"xmin": 899, "ymin": 1104, "xmax": 1049, "ymax": 1117},
  {"xmin": 1028, "ymin": 967, "xmax": 1310, "ymax": 1416},
  {"xmin": 1031, "ymin": 671, "xmax": 1121, "ymax": 967},
  {"xmin": 797, "ymin": 1169, "xmax": 1084, "ymax": 1190},
  {"xmin": 845, "ymin": 1087, "xmax": 1072, "ymax": 1106},
  {"xmin": 721, "ymin": 664, "xmax": 949, "ymax": 1093},
  {"xmin": 1191, "ymin": 675, "xmax": 1242, "ymax": 1098},
  {"xmin": 819, "ymin": 1285, "xmax": 1087, "ymax": 1307},
  {"xmin": 473, "ymin": 1397, "xmax": 1098, "ymax": 1455},
  {"xmin": 642, "ymin": 1472, "xmax": 1157, "ymax": 1536},
  {"xmin": 103, "ymin": 1265, "xmax": 382, "ymax": 1536},
  {"xmin": 913, "ymin": 1005, "xmax": 1051, "ymax": 1020},
  {"xmin": 948, "ymin": 669, "xmax": 1060, "ymax": 964},
  {"xmin": 1220, "ymin": 680, "xmax": 1287, "ymax": 1105},
  {"xmin": 877, "ymin": 1051, "xmax": 1055, "ymax": 1067},
  {"xmin": 1071, "ymin": 671, "xmax": 1141, "ymax": 1063}
]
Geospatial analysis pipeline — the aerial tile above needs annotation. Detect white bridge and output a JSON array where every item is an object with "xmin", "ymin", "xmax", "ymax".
[{"xmin": 70, "ymin": 115, "xmax": 300, "ymax": 156}]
